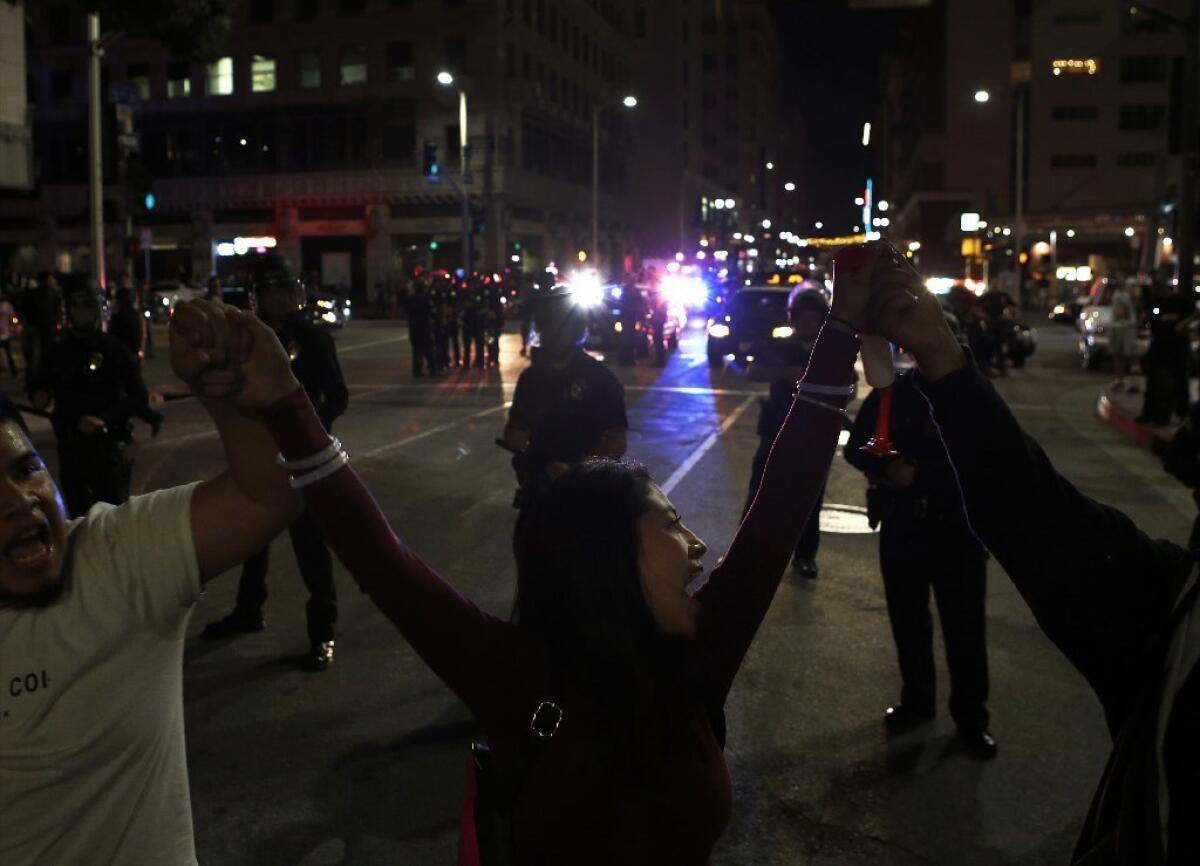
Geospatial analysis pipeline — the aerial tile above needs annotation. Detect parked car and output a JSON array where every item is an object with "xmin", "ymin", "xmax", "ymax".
[{"xmin": 706, "ymin": 285, "xmax": 793, "ymax": 366}]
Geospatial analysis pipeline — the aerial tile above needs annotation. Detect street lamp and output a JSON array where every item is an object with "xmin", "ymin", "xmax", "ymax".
[
  {"xmin": 784, "ymin": 182, "xmax": 796, "ymax": 192},
  {"xmin": 437, "ymin": 70, "xmax": 470, "ymax": 272},
  {"xmin": 974, "ymin": 89, "xmax": 991, "ymax": 103},
  {"xmin": 594, "ymin": 94, "xmax": 638, "ymax": 274}
]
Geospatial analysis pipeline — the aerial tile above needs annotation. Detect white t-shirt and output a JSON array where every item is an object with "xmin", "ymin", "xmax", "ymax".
[
  {"xmin": 1111, "ymin": 288, "xmax": 1137, "ymax": 330},
  {"xmin": 0, "ymin": 483, "xmax": 201, "ymax": 865}
]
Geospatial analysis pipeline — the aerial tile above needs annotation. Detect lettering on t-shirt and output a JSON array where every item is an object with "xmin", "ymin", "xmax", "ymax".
[{"xmin": 0, "ymin": 669, "xmax": 52, "ymax": 720}]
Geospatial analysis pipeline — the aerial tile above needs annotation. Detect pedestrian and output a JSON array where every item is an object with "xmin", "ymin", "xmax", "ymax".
[
  {"xmin": 870, "ymin": 251, "xmax": 1200, "ymax": 863},
  {"xmin": 440, "ymin": 283, "xmax": 463, "ymax": 368},
  {"xmin": 197, "ymin": 243, "xmax": 880, "ymax": 865},
  {"xmin": 20, "ymin": 271, "xmax": 62, "ymax": 388},
  {"xmin": 373, "ymin": 279, "xmax": 387, "ymax": 319},
  {"xmin": 1109, "ymin": 278, "xmax": 1139, "ymax": 393},
  {"xmin": 0, "ymin": 300, "xmax": 302, "ymax": 865},
  {"xmin": 109, "ymin": 277, "xmax": 145, "ymax": 364},
  {"xmin": 201, "ymin": 272, "xmax": 347, "ymax": 671},
  {"xmin": 0, "ymin": 290, "xmax": 18, "ymax": 377},
  {"xmin": 27, "ymin": 286, "xmax": 159, "ymax": 517},
  {"xmin": 401, "ymin": 279, "xmax": 438, "ymax": 377},
  {"xmin": 845, "ymin": 361, "xmax": 996, "ymax": 759},
  {"xmin": 518, "ymin": 277, "xmax": 535, "ymax": 357},
  {"xmin": 484, "ymin": 281, "xmax": 504, "ymax": 367},
  {"xmin": 1138, "ymin": 281, "xmax": 1191, "ymax": 425},
  {"xmin": 501, "ymin": 282, "xmax": 629, "ymax": 555},
  {"xmin": 745, "ymin": 288, "xmax": 831, "ymax": 578},
  {"xmin": 430, "ymin": 279, "xmax": 449, "ymax": 371}
]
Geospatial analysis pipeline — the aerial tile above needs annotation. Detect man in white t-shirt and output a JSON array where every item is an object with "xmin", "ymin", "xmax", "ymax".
[{"xmin": 0, "ymin": 300, "xmax": 302, "ymax": 865}]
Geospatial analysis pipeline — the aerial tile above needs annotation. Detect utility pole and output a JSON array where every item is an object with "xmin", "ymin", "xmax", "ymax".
[{"xmin": 87, "ymin": 12, "xmax": 105, "ymax": 291}]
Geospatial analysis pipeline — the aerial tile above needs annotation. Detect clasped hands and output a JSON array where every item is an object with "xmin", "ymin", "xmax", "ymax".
[{"xmin": 168, "ymin": 299, "xmax": 301, "ymax": 410}]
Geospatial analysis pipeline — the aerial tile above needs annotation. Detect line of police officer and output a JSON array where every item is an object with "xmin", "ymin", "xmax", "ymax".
[{"xmin": 403, "ymin": 275, "xmax": 508, "ymax": 376}]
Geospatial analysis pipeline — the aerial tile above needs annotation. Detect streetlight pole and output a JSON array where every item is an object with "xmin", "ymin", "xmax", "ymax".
[
  {"xmin": 592, "ymin": 95, "xmax": 637, "ymax": 275},
  {"xmin": 87, "ymin": 12, "xmax": 105, "ymax": 290},
  {"xmin": 1127, "ymin": 1, "xmax": 1199, "ymax": 292},
  {"xmin": 438, "ymin": 72, "xmax": 471, "ymax": 274},
  {"xmin": 1014, "ymin": 87, "xmax": 1026, "ymax": 282}
]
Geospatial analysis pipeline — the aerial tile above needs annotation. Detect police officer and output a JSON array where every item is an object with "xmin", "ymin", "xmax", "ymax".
[
  {"xmin": 461, "ymin": 279, "xmax": 487, "ymax": 369},
  {"xmin": 745, "ymin": 289, "xmax": 832, "ymax": 578},
  {"xmin": 501, "ymin": 283, "xmax": 629, "ymax": 554},
  {"xmin": 29, "ymin": 285, "xmax": 154, "ymax": 517},
  {"xmin": 402, "ymin": 278, "xmax": 438, "ymax": 377},
  {"xmin": 483, "ymin": 280, "xmax": 505, "ymax": 367},
  {"xmin": 202, "ymin": 270, "xmax": 348, "ymax": 672},
  {"xmin": 844, "ymin": 353, "xmax": 997, "ymax": 760}
]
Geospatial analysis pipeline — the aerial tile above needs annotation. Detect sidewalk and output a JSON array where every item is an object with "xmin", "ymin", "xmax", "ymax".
[{"xmin": 1096, "ymin": 376, "xmax": 1180, "ymax": 455}]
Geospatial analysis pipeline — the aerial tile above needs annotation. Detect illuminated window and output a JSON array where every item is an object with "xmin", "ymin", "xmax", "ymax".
[
  {"xmin": 167, "ymin": 62, "xmax": 191, "ymax": 98},
  {"xmin": 207, "ymin": 57, "xmax": 234, "ymax": 95},
  {"xmin": 1051, "ymin": 58, "xmax": 1100, "ymax": 76},
  {"xmin": 297, "ymin": 50, "xmax": 321, "ymax": 88},
  {"xmin": 251, "ymin": 54, "xmax": 276, "ymax": 92},
  {"xmin": 339, "ymin": 46, "xmax": 367, "ymax": 85},
  {"xmin": 127, "ymin": 63, "xmax": 151, "ymax": 100}
]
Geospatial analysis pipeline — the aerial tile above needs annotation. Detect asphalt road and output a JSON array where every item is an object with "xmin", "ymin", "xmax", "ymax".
[{"xmin": 19, "ymin": 315, "xmax": 1194, "ymax": 865}]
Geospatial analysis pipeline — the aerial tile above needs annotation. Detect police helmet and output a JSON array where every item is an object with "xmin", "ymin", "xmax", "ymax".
[{"xmin": 788, "ymin": 288, "xmax": 829, "ymax": 316}]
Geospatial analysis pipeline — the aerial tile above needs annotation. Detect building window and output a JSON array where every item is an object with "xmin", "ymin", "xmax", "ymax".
[
  {"xmin": 298, "ymin": 50, "xmax": 321, "ymax": 87},
  {"xmin": 523, "ymin": 52, "xmax": 531, "ymax": 79},
  {"xmin": 339, "ymin": 46, "xmax": 368, "ymax": 85},
  {"xmin": 506, "ymin": 43, "xmax": 516, "ymax": 78},
  {"xmin": 51, "ymin": 69, "xmax": 73, "ymax": 104},
  {"xmin": 48, "ymin": 4, "xmax": 72, "ymax": 44},
  {"xmin": 1054, "ymin": 10, "xmax": 1101, "ymax": 26},
  {"xmin": 381, "ymin": 123, "xmax": 416, "ymax": 163},
  {"xmin": 207, "ymin": 57, "xmax": 234, "ymax": 95},
  {"xmin": 249, "ymin": 0, "xmax": 275, "ymax": 24},
  {"xmin": 444, "ymin": 36, "xmax": 466, "ymax": 74},
  {"xmin": 549, "ymin": 71, "xmax": 558, "ymax": 103},
  {"xmin": 1117, "ymin": 152, "xmax": 1156, "ymax": 167},
  {"xmin": 536, "ymin": 0, "xmax": 545, "ymax": 34},
  {"xmin": 1051, "ymin": 105, "xmax": 1099, "ymax": 121},
  {"xmin": 523, "ymin": 0, "xmax": 532, "ymax": 26},
  {"xmin": 1120, "ymin": 55, "xmax": 1168, "ymax": 83},
  {"xmin": 549, "ymin": 6, "xmax": 557, "ymax": 42},
  {"xmin": 339, "ymin": 0, "xmax": 365, "ymax": 14},
  {"xmin": 636, "ymin": 6, "xmax": 647, "ymax": 37},
  {"xmin": 390, "ymin": 0, "xmax": 414, "ymax": 8},
  {"xmin": 127, "ymin": 63, "xmax": 151, "ymax": 100},
  {"xmin": 167, "ymin": 62, "xmax": 191, "ymax": 99},
  {"xmin": 387, "ymin": 41, "xmax": 415, "ymax": 81},
  {"xmin": 1050, "ymin": 153, "xmax": 1097, "ymax": 168},
  {"xmin": 573, "ymin": 25, "xmax": 580, "ymax": 58},
  {"xmin": 1119, "ymin": 103, "xmax": 1166, "ymax": 131},
  {"xmin": 251, "ymin": 54, "xmax": 276, "ymax": 92},
  {"xmin": 294, "ymin": 0, "xmax": 319, "ymax": 19},
  {"xmin": 1051, "ymin": 57, "xmax": 1100, "ymax": 76}
]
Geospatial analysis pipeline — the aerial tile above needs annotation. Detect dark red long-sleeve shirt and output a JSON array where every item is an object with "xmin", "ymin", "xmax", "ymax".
[{"xmin": 264, "ymin": 326, "xmax": 861, "ymax": 864}]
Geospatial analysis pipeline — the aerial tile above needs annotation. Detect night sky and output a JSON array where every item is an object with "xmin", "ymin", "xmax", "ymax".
[{"xmin": 772, "ymin": 0, "xmax": 918, "ymax": 234}]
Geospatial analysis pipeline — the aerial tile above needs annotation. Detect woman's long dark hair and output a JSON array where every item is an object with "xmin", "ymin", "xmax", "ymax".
[{"xmin": 514, "ymin": 460, "xmax": 695, "ymax": 766}]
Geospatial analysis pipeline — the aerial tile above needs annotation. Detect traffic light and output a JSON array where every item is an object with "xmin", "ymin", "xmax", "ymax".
[{"xmin": 422, "ymin": 141, "xmax": 440, "ymax": 181}]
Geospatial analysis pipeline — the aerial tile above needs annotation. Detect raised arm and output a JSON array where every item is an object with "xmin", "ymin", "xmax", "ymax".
[
  {"xmin": 694, "ymin": 244, "xmax": 881, "ymax": 700},
  {"xmin": 871, "ymin": 261, "xmax": 1194, "ymax": 719},
  {"xmin": 170, "ymin": 301, "xmax": 303, "ymax": 583},
  {"xmin": 212, "ymin": 309, "xmax": 536, "ymax": 724}
]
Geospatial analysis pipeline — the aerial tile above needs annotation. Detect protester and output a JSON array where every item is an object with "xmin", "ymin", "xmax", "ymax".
[
  {"xmin": 869, "ymin": 251, "xmax": 1200, "ymax": 864},
  {"xmin": 0, "ymin": 299, "xmax": 302, "ymax": 865},
  {"xmin": 1109, "ymin": 278, "xmax": 1139, "ymax": 393},
  {"xmin": 202, "ymin": 244, "xmax": 884, "ymax": 864}
]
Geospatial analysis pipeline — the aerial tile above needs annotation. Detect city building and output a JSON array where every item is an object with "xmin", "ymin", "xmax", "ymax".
[
  {"xmin": 628, "ymin": 0, "xmax": 779, "ymax": 266},
  {"xmin": 0, "ymin": 0, "xmax": 33, "ymax": 196},
  {"xmin": 1, "ymin": 0, "xmax": 644, "ymax": 298}
]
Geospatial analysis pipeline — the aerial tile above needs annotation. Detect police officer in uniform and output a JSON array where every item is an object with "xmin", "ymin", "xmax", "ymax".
[
  {"xmin": 202, "ymin": 270, "xmax": 348, "ymax": 672},
  {"xmin": 29, "ymin": 286, "xmax": 155, "ymax": 517},
  {"xmin": 501, "ymin": 283, "xmax": 629, "ymax": 554},
  {"xmin": 745, "ymin": 289, "xmax": 832, "ymax": 578},
  {"xmin": 844, "ymin": 348, "xmax": 997, "ymax": 759},
  {"xmin": 402, "ymin": 278, "xmax": 438, "ymax": 377},
  {"xmin": 461, "ymin": 279, "xmax": 487, "ymax": 369}
]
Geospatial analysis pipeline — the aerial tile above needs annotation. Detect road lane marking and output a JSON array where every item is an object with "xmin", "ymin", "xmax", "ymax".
[
  {"xmin": 337, "ymin": 335, "xmax": 411, "ymax": 354},
  {"xmin": 661, "ymin": 395, "xmax": 757, "ymax": 495},
  {"xmin": 359, "ymin": 402, "xmax": 512, "ymax": 462}
]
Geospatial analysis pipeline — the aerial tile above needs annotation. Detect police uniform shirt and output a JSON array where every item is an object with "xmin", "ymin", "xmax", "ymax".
[
  {"xmin": 509, "ymin": 348, "xmax": 628, "ymax": 467},
  {"xmin": 755, "ymin": 337, "xmax": 814, "ymax": 440},
  {"xmin": 33, "ymin": 331, "xmax": 146, "ymax": 439},
  {"xmin": 276, "ymin": 317, "xmax": 348, "ymax": 431},
  {"xmin": 0, "ymin": 484, "xmax": 202, "ymax": 865}
]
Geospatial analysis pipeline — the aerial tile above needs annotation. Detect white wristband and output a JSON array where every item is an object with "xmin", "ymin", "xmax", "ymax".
[
  {"xmin": 289, "ymin": 451, "xmax": 350, "ymax": 489},
  {"xmin": 795, "ymin": 382, "xmax": 856, "ymax": 398},
  {"xmin": 277, "ymin": 438, "xmax": 342, "ymax": 471}
]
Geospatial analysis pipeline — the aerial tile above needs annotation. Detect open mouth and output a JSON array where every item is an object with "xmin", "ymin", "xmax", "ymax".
[
  {"xmin": 685, "ymin": 563, "xmax": 707, "ymax": 597},
  {"xmin": 4, "ymin": 525, "xmax": 52, "ymax": 568}
]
